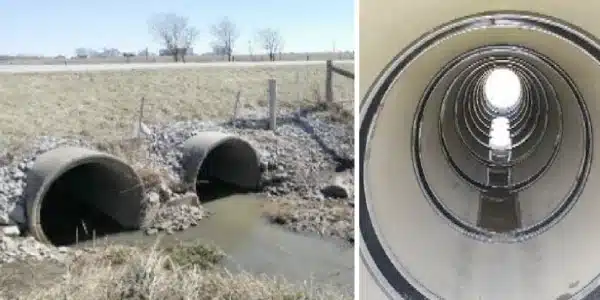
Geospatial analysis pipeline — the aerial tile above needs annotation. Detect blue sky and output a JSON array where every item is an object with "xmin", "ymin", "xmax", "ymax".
[{"xmin": 0, "ymin": 0, "xmax": 354, "ymax": 56}]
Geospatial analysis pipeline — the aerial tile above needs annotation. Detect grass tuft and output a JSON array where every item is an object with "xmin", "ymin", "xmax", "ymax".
[{"xmin": 1, "ymin": 243, "xmax": 350, "ymax": 300}]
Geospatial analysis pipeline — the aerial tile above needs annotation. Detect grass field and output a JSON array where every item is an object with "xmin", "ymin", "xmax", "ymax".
[
  {"xmin": 0, "ymin": 62, "xmax": 355, "ymax": 299},
  {"xmin": 0, "ymin": 63, "xmax": 354, "ymax": 147},
  {"xmin": 0, "ymin": 243, "xmax": 351, "ymax": 300},
  {"xmin": 0, "ymin": 51, "xmax": 354, "ymax": 65}
]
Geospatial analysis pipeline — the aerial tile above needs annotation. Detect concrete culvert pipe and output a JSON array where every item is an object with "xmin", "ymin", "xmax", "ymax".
[
  {"xmin": 360, "ymin": 4, "xmax": 600, "ymax": 300},
  {"xmin": 181, "ymin": 132, "xmax": 261, "ymax": 194},
  {"xmin": 25, "ymin": 147, "xmax": 144, "ymax": 246}
]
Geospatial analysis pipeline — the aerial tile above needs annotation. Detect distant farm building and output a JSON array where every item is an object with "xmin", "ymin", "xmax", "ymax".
[{"xmin": 159, "ymin": 47, "xmax": 194, "ymax": 56}]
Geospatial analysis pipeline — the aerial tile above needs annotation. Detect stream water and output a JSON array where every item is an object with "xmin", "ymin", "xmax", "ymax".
[{"xmin": 74, "ymin": 190, "xmax": 354, "ymax": 293}]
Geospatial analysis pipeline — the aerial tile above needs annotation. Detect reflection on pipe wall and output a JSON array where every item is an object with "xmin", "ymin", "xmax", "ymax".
[{"xmin": 360, "ymin": 7, "xmax": 600, "ymax": 300}]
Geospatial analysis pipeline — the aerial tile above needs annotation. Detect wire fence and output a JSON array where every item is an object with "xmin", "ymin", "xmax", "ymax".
[
  {"xmin": 0, "ymin": 52, "xmax": 355, "ymax": 65},
  {"xmin": 326, "ymin": 60, "xmax": 355, "ymax": 105},
  {"xmin": 0, "ymin": 60, "xmax": 354, "ymax": 150}
]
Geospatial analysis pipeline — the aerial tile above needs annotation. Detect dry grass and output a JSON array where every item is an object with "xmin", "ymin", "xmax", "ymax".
[
  {"xmin": 0, "ymin": 243, "xmax": 350, "ymax": 300},
  {"xmin": 93, "ymin": 137, "xmax": 163, "ymax": 186},
  {"xmin": 262, "ymin": 198, "xmax": 354, "ymax": 243},
  {"xmin": 94, "ymin": 137, "xmax": 148, "ymax": 162},
  {"xmin": 0, "ymin": 64, "xmax": 353, "ymax": 147},
  {"xmin": 312, "ymin": 101, "xmax": 354, "ymax": 123},
  {"xmin": 1, "ymin": 51, "xmax": 354, "ymax": 65}
]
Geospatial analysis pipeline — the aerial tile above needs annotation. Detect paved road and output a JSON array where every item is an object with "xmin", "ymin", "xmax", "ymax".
[{"xmin": 0, "ymin": 60, "xmax": 354, "ymax": 74}]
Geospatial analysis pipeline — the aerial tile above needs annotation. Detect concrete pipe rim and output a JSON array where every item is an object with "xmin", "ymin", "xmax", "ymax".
[
  {"xmin": 360, "ymin": 11, "xmax": 597, "ymax": 300},
  {"xmin": 26, "ymin": 149, "xmax": 144, "ymax": 245},
  {"xmin": 184, "ymin": 134, "xmax": 261, "ymax": 193}
]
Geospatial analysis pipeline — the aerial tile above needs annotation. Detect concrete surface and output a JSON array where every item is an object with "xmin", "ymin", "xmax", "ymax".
[
  {"xmin": 24, "ymin": 147, "xmax": 144, "ymax": 245},
  {"xmin": 181, "ymin": 132, "xmax": 261, "ymax": 191},
  {"xmin": 359, "ymin": 2, "xmax": 600, "ymax": 300},
  {"xmin": 0, "ymin": 60, "xmax": 353, "ymax": 74}
]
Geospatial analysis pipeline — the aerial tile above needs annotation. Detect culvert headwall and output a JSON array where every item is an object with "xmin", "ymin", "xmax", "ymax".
[
  {"xmin": 181, "ymin": 132, "xmax": 261, "ymax": 193},
  {"xmin": 24, "ymin": 147, "xmax": 144, "ymax": 246}
]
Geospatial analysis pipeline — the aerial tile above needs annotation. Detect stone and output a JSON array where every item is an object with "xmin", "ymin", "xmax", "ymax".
[
  {"xmin": 320, "ymin": 177, "xmax": 349, "ymax": 199},
  {"xmin": 0, "ymin": 106, "xmax": 354, "ymax": 245},
  {"xmin": 177, "ymin": 223, "xmax": 189, "ymax": 231},
  {"xmin": 158, "ymin": 182, "xmax": 173, "ymax": 202},
  {"xmin": 0, "ymin": 211, "xmax": 11, "ymax": 225},
  {"xmin": 11, "ymin": 169, "xmax": 25, "ymax": 180},
  {"xmin": 271, "ymin": 172, "xmax": 289, "ymax": 183},
  {"xmin": 145, "ymin": 228, "xmax": 158, "ymax": 235},
  {"xmin": 141, "ymin": 203, "xmax": 160, "ymax": 229},
  {"xmin": 146, "ymin": 192, "xmax": 160, "ymax": 204},
  {"xmin": 166, "ymin": 192, "xmax": 199, "ymax": 207},
  {"xmin": 8, "ymin": 204, "xmax": 26, "ymax": 225},
  {"xmin": 1, "ymin": 226, "xmax": 20, "ymax": 237}
]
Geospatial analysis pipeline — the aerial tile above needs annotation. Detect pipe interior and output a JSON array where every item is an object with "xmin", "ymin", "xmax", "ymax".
[
  {"xmin": 40, "ymin": 163, "xmax": 138, "ymax": 246},
  {"xmin": 362, "ymin": 15, "xmax": 600, "ymax": 300},
  {"xmin": 196, "ymin": 139, "xmax": 260, "ymax": 202}
]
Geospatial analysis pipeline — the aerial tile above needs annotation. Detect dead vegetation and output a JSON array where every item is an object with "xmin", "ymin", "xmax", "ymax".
[
  {"xmin": 94, "ymin": 137, "xmax": 148, "ymax": 164},
  {"xmin": 262, "ymin": 198, "xmax": 354, "ymax": 244},
  {"xmin": 92, "ymin": 137, "xmax": 180, "ymax": 192},
  {"xmin": 0, "ymin": 62, "xmax": 354, "ymax": 299},
  {"xmin": 0, "ymin": 243, "xmax": 350, "ymax": 300},
  {"xmin": 0, "ymin": 52, "xmax": 354, "ymax": 65},
  {"xmin": 313, "ymin": 101, "xmax": 354, "ymax": 123},
  {"xmin": 0, "ymin": 64, "xmax": 353, "ymax": 147}
]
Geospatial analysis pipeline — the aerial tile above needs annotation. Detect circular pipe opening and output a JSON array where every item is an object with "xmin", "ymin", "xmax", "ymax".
[
  {"xmin": 26, "ymin": 147, "xmax": 144, "ymax": 246},
  {"xmin": 360, "ymin": 11, "xmax": 600, "ymax": 300},
  {"xmin": 483, "ymin": 67, "xmax": 523, "ymax": 115},
  {"xmin": 180, "ymin": 132, "xmax": 262, "ymax": 202}
]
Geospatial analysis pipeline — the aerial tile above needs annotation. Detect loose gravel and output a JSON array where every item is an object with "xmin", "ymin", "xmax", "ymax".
[{"xmin": 0, "ymin": 105, "xmax": 353, "ymax": 264}]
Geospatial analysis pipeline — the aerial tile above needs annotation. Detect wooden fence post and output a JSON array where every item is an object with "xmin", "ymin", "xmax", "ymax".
[
  {"xmin": 268, "ymin": 79, "xmax": 277, "ymax": 130},
  {"xmin": 326, "ymin": 60, "xmax": 333, "ymax": 102},
  {"xmin": 295, "ymin": 71, "xmax": 300, "ymax": 102},
  {"xmin": 136, "ymin": 96, "xmax": 146, "ymax": 138},
  {"xmin": 231, "ymin": 90, "xmax": 242, "ymax": 124}
]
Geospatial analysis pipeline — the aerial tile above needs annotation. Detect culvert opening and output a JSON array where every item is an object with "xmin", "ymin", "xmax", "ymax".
[
  {"xmin": 40, "ymin": 164, "xmax": 129, "ymax": 245},
  {"xmin": 360, "ymin": 11, "xmax": 600, "ymax": 300},
  {"xmin": 181, "ymin": 133, "xmax": 261, "ymax": 203},
  {"xmin": 26, "ymin": 148, "xmax": 144, "ymax": 247}
]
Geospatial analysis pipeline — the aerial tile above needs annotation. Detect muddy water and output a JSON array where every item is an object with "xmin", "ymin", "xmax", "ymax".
[{"xmin": 75, "ymin": 192, "xmax": 354, "ymax": 292}]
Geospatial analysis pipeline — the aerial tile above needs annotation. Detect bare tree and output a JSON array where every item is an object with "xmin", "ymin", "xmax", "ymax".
[
  {"xmin": 248, "ymin": 40, "xmax": 254, "ymax": 60},
  {"xmin": 148, "ymin": 13, "xmax": 199, "ymax": 62},
  {"xmin": 211, "ymin": 45, "xmax": 228, "ymax": 56},
  {"xmin": 138, "ymin": 47, "xmax": 150, "ymax": 60},
  {"xmin": 256, "ymin": 28, "xmax": 284, "ymax": 62},
  {"xmin": 74, "ymin": 48, "xmax": 88, "ymax": 58},
  {"xmin": 210, "ymin": 17, "xmax": 239, "ymax": 62}
]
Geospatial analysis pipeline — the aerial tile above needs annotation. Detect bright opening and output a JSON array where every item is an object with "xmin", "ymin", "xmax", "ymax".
[
  {"xmin": 489, "ymin": 117, "xmax": 512, "ymax": 151},
  {"xmin": 484, "ymin": 68, "xmax": 522, "ymax": 114},
  {"xmin": 491, "ymin": 116, "xmax": 510, "ymax": 130}
]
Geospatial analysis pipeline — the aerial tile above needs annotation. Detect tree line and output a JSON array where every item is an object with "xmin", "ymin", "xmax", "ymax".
[
  {"xmin": 151, "ymin": 13, "xmax": 285, "ymax": 62},
  {"xmin": 76, "ymin": 13, "xmax": 284, "ymax": 63}
]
